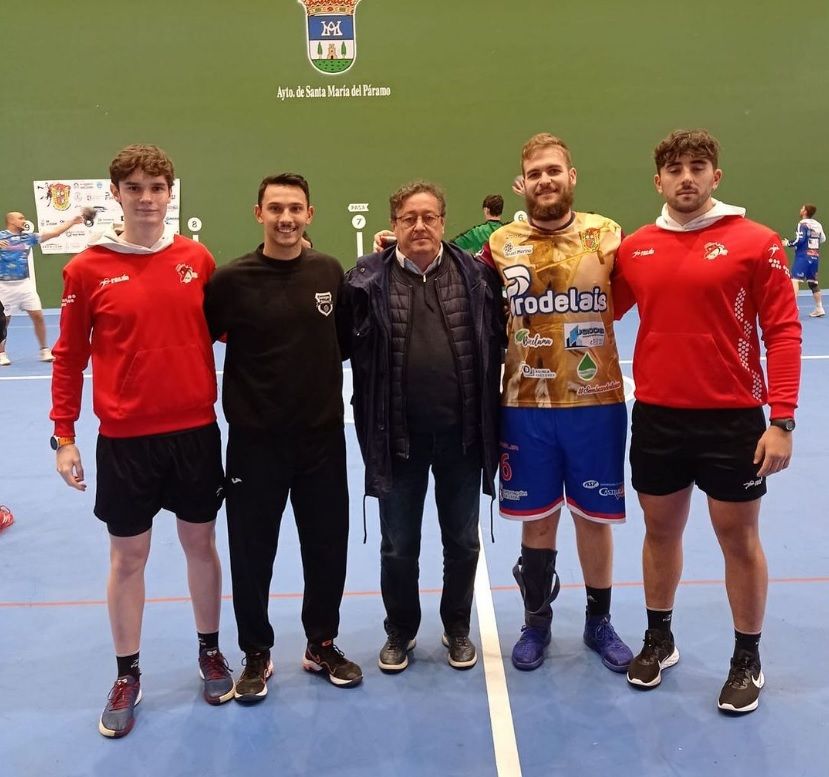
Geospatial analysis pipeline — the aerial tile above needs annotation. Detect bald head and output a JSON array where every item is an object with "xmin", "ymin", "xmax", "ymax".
[{"xmin": 5, "ymin": 212, "xmax": 27, "ymax": 233}]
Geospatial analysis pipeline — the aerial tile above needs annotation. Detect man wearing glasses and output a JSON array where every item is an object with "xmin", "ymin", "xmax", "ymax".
[{"xmin": 341, "ymin": 181, "xmax": 504, "ymax": 674}]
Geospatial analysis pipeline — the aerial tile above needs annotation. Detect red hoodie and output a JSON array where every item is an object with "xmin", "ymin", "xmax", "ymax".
[
  {"xmin": 613, "ymin": 215, "xmax": 801, "ymax": 418},
  {"xmin": 50, "ymin": 233, "xmax": 218, "ymax": 437}
]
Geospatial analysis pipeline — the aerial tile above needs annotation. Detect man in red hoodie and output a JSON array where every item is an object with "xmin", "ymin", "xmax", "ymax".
[
  {"xmin": 50, "ymin": 145, "xmax": 233, "ymax": 738},
  {"xmin": 614, "ymin": 129, "xmax": 802, "ymax": 714}
]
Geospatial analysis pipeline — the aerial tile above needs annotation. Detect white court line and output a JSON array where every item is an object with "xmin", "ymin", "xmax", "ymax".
[{"xmin": 475, "ymin": 525, "xmax": 522, "ymax": 777}]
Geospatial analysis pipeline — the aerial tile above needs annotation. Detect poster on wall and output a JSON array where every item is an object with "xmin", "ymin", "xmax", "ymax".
[{"xmin": 31, "ymin": 179, "xmax": 182, "ymax": 254}]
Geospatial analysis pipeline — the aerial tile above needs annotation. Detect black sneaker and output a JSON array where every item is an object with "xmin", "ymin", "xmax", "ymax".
[
  {"xmin": 198, "ymin": 648, "xmax": 235, "ymax": 705},
  {"xmin": 718, "ymin": 650, "xmax": 764, "ymax": 714},
  {"xmin": 627, "ymin": 629, "xmax": 679, "ymax": 688},
  {"xmin": 234, "ymin": 651, "xmax": 273, "ymax": 704},
  {"xmin": 98, "ymin": 675, "xmax": 142, "ymax": 738},
  {"xmin": 303, "ymin": 640, "xmax": 363, "ymax": 687},
  {"xmin": 378, "ymin": 635, "xmax": 416, "ymax": 673},
  {"xmin": 442, "ymin": 634, "xmax": 478, "ymax": 669}
]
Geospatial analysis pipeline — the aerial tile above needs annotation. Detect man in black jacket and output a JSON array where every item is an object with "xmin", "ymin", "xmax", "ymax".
[
  {"xmin": 341, "ymin": 181, "xmax": 504, "ymax": 673},
  {"xmin": 203, "ymin": 173, "xmax": 362, "ymax": 702}
]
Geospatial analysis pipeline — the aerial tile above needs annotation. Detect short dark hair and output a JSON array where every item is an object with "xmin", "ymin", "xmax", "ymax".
[
  {"xmin": 803, "ymin": 203, "xmax": 817, "ymax": 218},
  {"xmin": 110, "ymin": 144, "xmax": 175, "ymax": 188},
  {"xmin": 389, "ymin": 180, "xmax": 446, "ymax": 220},
  {"xmin": 258, "ymin": 173, "xmax": 310, "ymax": 206},
  {"xmin": 482, "ymin": 194, "xmax": 504, "ymax": 216},
  {"xmin": 654, "ymin": 129, "xmax": 720, "ymax": 171}
]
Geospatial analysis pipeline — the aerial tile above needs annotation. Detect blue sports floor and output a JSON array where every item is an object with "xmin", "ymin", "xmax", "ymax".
[{"xmin": 1, "ymin": 300, "xmax": 827, "ymax": 777}]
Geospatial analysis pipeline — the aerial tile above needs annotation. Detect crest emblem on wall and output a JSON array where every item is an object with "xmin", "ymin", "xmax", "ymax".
[
  {"xmin": 46, "ymin": 183, "xmax": 72, "ymax": 211},
  {"xmin": 297, "ymin": 0, "xmax": 362, "ymax": 74}
]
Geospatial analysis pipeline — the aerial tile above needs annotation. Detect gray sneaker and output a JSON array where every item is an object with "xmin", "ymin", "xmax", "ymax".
[
  {"xmin": 378, "ymin": 635, "xmax": 416, "ymax": 673},
  {"xmin": 198, "ymin": 648, "xmax": 235, "ymax": 705},
  {"xmin": 442, "ymin": 634, "xmax": 478, "ymax": 669},
  {"xmin": 98, "ymin": 675, "xmax": 142, "ymax": 738}
]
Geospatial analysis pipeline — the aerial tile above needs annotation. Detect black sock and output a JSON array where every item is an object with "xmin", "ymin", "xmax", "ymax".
[
  {"xmin": 734, "ymin": 630, "xmax": 761, "ymax": 660},
  {"xmin": 585, "ymin": 586, "xmax": 611, "ymax": 617},
  {"xmin": 647, "ymin": 608, "xmax": 673, "ymax": 633},
  {"xmin": 198, "ymin": 631, "xmax": 219, "ymax": 652},
  {"xmin": 519, "ymin": 545, "xmax": 557, "ymax": 612},
  {"xmin": 116, "ymin": 652, "xmax": 140, "ymax": 680}
]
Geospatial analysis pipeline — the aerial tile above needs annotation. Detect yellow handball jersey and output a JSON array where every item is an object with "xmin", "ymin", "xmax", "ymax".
[{"xmin": 488, "ymin": 212, "xmax": 625, "ymax": 408}]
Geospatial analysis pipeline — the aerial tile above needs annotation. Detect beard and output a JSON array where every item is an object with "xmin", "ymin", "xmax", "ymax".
[{"xmin": 527, "ymin": 186, "xmax": 574, "ymax": 222}]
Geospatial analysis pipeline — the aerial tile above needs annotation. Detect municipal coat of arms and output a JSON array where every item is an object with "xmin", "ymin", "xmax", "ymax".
[{"xmin": 297, "ymin": 0, "xmax": 361, "ymax": 74}]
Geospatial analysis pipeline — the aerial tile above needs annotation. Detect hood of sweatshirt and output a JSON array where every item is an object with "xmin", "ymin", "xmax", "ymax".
[
  {"xmin": 655, "ymin": 199, "xmax": 746, "ymax": 232},
  {"xmin": 88, "ymin": 225, "xmax": 175, "ymax": 254}
]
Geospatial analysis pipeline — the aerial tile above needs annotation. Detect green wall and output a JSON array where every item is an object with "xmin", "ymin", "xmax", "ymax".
[{"xmin": 7, "ymin": 1, "xmax": 829, "ymax": 305}]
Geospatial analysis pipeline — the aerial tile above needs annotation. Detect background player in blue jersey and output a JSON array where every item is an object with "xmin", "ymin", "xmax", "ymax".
[
  {"xmin": 0, "ymin": 210, "xmax": 83, "ymax": 364},
  {"xmin": 784, "ymin": 203, "xmax": 825, "ymax": 318}
]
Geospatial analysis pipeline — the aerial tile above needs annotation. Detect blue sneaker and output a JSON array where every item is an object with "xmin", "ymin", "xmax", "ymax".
[
  {"xmin": 583, "ymin": 614, "xmax": 633, "ymax": 672},
  {"xmin": 511, "ymin": 626, "xmax": 551, "ymax": 670}
]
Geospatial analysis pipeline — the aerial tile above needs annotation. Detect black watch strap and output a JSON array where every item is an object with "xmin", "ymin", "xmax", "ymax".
[{"xmin": 770, "ymin": 418, "xmax": 795, "ymax": 432}]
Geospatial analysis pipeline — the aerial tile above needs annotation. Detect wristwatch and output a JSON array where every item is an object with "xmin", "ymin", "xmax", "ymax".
[
  {"xmin": 769, "ymin": 418, "xmax": 795, "ymax": 432},
  {"xmin": 50, "ymin": 435, "xmax": 76, "ymax": 450}
]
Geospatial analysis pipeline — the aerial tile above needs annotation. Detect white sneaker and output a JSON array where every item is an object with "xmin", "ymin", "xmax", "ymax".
[
  {"xmin": 40, "ymin": 347, "xmax": 55, "ymax": 362},
  {"xmin": 0, "ymin": 352, "xmax": 10, "ymax": 366},
  {"xmin": 809, "ymin": 308, "xmax": 826, "ymax": 318}
]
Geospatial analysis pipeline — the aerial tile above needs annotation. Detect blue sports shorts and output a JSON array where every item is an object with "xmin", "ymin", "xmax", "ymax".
[{"xmin": 498, "ymin": 403, "xmax": 627, "ymax": 523}]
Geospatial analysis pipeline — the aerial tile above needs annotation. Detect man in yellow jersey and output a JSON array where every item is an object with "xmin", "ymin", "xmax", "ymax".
[{"xmin": 480, "ymin": 133, "xmax": 632, "ymax": 672}]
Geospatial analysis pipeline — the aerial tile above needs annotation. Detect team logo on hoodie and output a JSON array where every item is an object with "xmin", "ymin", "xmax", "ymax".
[
  {"xmin": 298, "ymin": 0, "xmax": 361, "ymax": 75},
  {"xmin": 315, "ymin": 291, "xmax": 333, "ymax": 316},
  {"xmin": 703, "ymin": 242, "xmax": 728, "ymax": 261},
  {"xmin": 176, "ymin": 264, "xmax": 199, "ymax": 283}
]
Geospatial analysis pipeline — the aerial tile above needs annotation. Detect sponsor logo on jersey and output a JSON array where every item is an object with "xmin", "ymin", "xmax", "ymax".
[
  {"xmin": 99, "ymin": 274, "xmax": 130, "ymax": 287},
  {"xmin": 502, "ymin": 264, "xmax": 608, "ymax": 316},
  {"xmin": 575, "ymin": 379, "xmax": 622, "ymax": 396},
  {"xmin": 176, "ymin": 264, "xmax": 199, "ymax": 284},
  {"xmin": 514, "ymin": 328, "xmax": 553, "ymax": 348},
  {"xmin": 631, "ymin": 248, "xmax": 655, "ymax": 258},
  {"xmin": 509, "ymin": 285, "xmax": 608, "ymax": 316},
  {"xmin": 580, "ymin": 227, "xmax": 601, "ymax": 252},
  {"xmin": 583, "ymin": 480, "xmax": 599, "ymax": 489},
  {"xmin": 576, "ymin": 352, "xmax": 598, "ymax": 381},
  {"xmin": 298, "ymin": 0, "xmax": 361, "ymax": 75},
  {"xmin": 503, "ymin": 239, "xmax": 533, "ymax": 257},
  {"xmin": 564, "ymin": 322, "xmax": 605, "ymax": 349},
  {"xmin": 61, "ymin": 293, "xmax": 77, "ymax": 307},
  {"xmin": 315, "ymin": 291, "xmax": 333, "ymax": 316},
  {"xmin": 503, "ymin": 265, "xmax": 531, "ymax": 297},
  {"xmin": 521, "ymin": 363, "xmax": 556, "ymax": 380},
  {"xmin": 704, "ymin": 242, "xmax": 728, "ymax": 261}
]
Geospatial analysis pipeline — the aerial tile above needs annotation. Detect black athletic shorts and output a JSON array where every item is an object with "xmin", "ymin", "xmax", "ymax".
[
  {"xmin": 630, "ymin": 402, "xmax": 767, "ymax": 502},
  {"xmin": 95, "ymin": 423, "xmax": 225, "ymax": 537}
]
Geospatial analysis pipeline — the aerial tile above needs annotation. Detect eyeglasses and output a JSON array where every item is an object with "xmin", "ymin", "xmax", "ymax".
[{"xmin": 394, "ymin": 212, "xmax": 443, "ymax": 229}]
